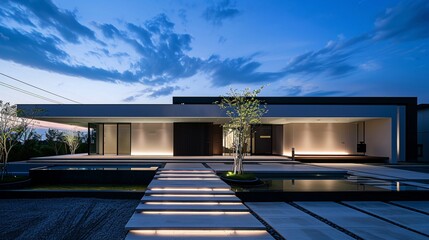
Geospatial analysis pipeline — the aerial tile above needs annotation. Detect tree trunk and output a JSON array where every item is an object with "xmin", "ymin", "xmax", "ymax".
[{"xmin": 233, "ymin": 129, "xmax": 244, "ymax": 174}]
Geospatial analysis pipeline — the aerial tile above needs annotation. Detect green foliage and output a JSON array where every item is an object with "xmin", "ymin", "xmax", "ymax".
[
  {"xmin": 64, "ymin": 131, "xmax": 85, "ymax": 155},
  {"xmin": 223, "ymin": 172, "xmax": 256, "ymax": 180},
  {"xmin": 217, "ymin": 86, "xmax": 267, "ymax": 174},
  {"xmin": 0, "ymin": 100, "xmax": 32, "ymax": 179},
  {"xmin": 46, "ymin": 128, "xmax": 64, "ymax": 155}
]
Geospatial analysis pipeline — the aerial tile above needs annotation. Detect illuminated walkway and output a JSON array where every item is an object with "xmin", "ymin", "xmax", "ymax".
[{"xmin": 125, "ymin": 163, "xmax": 273, "ymax": 239}]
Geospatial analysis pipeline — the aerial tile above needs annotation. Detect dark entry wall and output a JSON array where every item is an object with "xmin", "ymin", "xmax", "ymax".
[
  {"xmin": 212, "ymin": 124, "xmax": 223, "ymax": 155},
  {"xmin": 173, "ymin": 123, "xmax": 213, "ymax": 156},
  {"xmin": 253, "ymin": 125, "xmax": 273, "ymax": 155}
]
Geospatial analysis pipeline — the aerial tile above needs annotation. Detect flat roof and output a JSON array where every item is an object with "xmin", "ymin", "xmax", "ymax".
[{"xmin": 173, "ymin": 96, "xmax": 417, "ymax": 105}]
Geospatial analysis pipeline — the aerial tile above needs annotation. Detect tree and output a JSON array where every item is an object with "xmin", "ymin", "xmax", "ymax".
[
  {"xmin": 63, "ymin": 131, "xmax": 81, "ymax": 155},
  {"xmin": 0, "ymin": 101, "xmax": 32, "ymax": 179},
  {"xmin": 46, "ymin": 129, "xmax": 64, "ymax": 155},
  {"xmin": 218, "ymin": 87, "xmax": 268, "ymax": 175}
]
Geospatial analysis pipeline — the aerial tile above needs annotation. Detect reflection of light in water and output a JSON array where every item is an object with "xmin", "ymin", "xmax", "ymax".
[{"xmin": 396, "ymin": 181, "xmax": 400, "ymax": 192}]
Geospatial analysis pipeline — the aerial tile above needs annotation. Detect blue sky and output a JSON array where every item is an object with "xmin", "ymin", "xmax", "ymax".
[{"xmin": 0, "ymin": 0, "xmax": 428, "ymax": 104}]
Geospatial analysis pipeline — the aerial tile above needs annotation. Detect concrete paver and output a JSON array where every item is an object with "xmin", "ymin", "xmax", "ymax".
[
  {"xmin": 136, "ymin": 202, "xmax": 248, "ymax": 211},
  {"xmin": 343, "ymin": 201, "xmax": 429, "ymax": 235},
  {"xmin": 246, "ymin": 202, "xmax": 354, "ymax": 240},
  {"xmin": 125, "ymin": 211, "xmax": 266, "ymax": 230},
  {"xmin": 148, "ymin": 179, "xmax": 230, "ymax": 188},
  {"xmin": 296, "ymin": 201, "xmax": 428, "ymax": 240},
  {"xmin": 391, "ymin": 201, "xmax": 429, "ymax": 214},
  {"xmin": 126, "ymin": 230, "xmax": 274, "ymax": 240},
  {"xmin": 142, "ymin": 195, "xmax": 241, "ymax": 202},
  {"xmin": 312, "ymin": 163, "xmax": 429, "ymax": 180}
]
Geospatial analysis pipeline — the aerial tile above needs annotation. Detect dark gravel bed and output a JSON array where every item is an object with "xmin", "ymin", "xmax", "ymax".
[{"xmin": 0, "ymin": 198, "xmax": 139, "ymax": 240}]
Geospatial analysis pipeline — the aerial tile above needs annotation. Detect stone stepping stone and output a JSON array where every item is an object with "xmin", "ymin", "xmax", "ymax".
[
  {"xmin": 148, "ymin": 179, "xmax": 230, "ymax": 189},
  {"xmin": 145, "ymin": 189, "xmax": 234, "ymax": 195},
  {"xmin": 156, "ymin": 169, "xmax": 215, "ymax": 174},
  {"xmin": 125, "ymin": 211, "xmax": 266, "ymax": 230},
  {"xmin": 136, "ymin": 202, "xmax": 248, "ymax": 212},
  {"xmin": 142, "ymin": 195, "xmax": 241, "ymax": 202},
  {"xmin": 125, "ymin": 230, "xmax": 274, "ymax": 239},
  {"xmin": 155, "ymin": 173, "xmax": 217, "ymax": 177},
  {"xmin": 162, "ymin": 163, "xmax": 207, "ymax": 169},
  {"xmin": 154, "ymin": 176, "xmax": 220, "ymax": 180}
]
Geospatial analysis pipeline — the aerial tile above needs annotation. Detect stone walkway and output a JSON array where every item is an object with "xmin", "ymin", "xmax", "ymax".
[
  {"xmin": 247, "ymin": 201, "xmax": 429, "ymax": 240},
  {"xmin": 124, "ymin": 163, "xmax": 273, "ymax": 239}
]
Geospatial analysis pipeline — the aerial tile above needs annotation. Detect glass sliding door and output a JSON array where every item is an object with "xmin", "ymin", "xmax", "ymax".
[
  {"xmin": 104, "ymin": 124, "xmax": 118, "ymax": 155},
  {"xmin": 118, "ymin": 123, "xmax": 131, "ymax": 155}
]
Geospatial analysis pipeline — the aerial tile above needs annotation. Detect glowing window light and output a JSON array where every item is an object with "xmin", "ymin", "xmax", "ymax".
[
  {"xmin": 149, "ymin": 194, "xmax": 235, "ymax": 197},
  {"xmin": 157, "ymin": 177, "xmax": 219, "ymax": 180},
  {"xmin": 144, "ymin": 202, "xmax": 242, "ymax": 205},
  {"xmin": 150, "ymin": 188, "xmax": 230, "ymax": 192},
  {"xmin": 141, "ymin": 211, "xmax": 249, "ymax": 215},
  {"xmin": 131, "ymin": 230, "xmax": 267, "ymax": 236}
]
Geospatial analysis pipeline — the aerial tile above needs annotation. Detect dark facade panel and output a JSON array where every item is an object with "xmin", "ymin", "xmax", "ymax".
[
  {"xmin": 173, "ymin": 123, "xmax": 213, "ymax": 156},
  {"xmin": 253, "ymin": 125, "xmax": 272, "ymax": 155},
  {"xmin": 212, "ymin": 124, "xmax": 223, "ymax": 155}
]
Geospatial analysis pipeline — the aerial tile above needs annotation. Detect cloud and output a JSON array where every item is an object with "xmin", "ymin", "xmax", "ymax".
[
  {"xmin": 204, "ymin": 55, "xmax": 286, "ymax": 86},
  {"xmin": 2, "ymin": 0, "xmax": 96, "ymax": 43},
  {"xmin": 202, "ymin": 0, "xmax": 240, "ymax": 26},
  {"xmin": 277, "ymin": 84, "xmax": 346, "ymax": 97},
  {"xmin": 372, "ymin": 0, "xmax": 429, "ymax": 42},
  {"xmin": 279, "ymin": 0, "xmax": 429, "ymax": 79},
  {"xmin": 359, "ymin": 60, "xmax": 381, "ymax": 71},
  {"xmin": 303, "ymin": 90, "xmax": 345, "ymax": 96},
  {"xmin": 148, "ymin": 86, "xmax": 181, "ymax": 98},
  {"xmin": 178, "ymin": 9, "xmax": 187, "ymax": 25},
  {"xmin": 283, "ymin": 36, "xmax": 365, "ymax": 78},
  {"xmin": 122, "ymin": 86, "xmax": 181, "ymax": 102},
  {"xmin": 0, "ymin": 25, "xmax": 137, "ymax": 82},
  {"xmin": 1, "ymin": 0, "xmax": 427, "ymax": 100}
]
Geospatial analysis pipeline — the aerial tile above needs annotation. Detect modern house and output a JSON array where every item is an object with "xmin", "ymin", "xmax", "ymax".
[
  {"xmin": 18, "ymin": 97, "xmax": 418, "ymax": 163},
  {"xmin": 418, "ymin": 104, "xmax": 429, "ymax": 162}
]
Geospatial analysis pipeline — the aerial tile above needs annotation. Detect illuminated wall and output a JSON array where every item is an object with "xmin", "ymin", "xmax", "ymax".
[
  {"xmin": 131, "ymin": 123, "xmax": 173, "ymax": 155},
  {"xmin": 365, "ymin": 119, "xmax": 391, "ymax": 159},
  {"xmin": 104, "ymin": 124, "xmax": 117, "ymax": 154},
  {"xmin": 283, "ymin": 123, "xmax": 357, "ymax": 155}
]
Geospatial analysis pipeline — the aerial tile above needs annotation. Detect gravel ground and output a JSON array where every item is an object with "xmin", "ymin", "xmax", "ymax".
[{"xmin": 0, "ymin": 198, "xmax": 139, "ymax": 240}]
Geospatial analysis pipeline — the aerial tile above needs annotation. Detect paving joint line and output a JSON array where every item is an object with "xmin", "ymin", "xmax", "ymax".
[
  {"xmin": 339, "ymin": 202, "xmax": 429, "ymax": 238},
  {"xmin": 387, "ymin": 201, "xmax": 429, "ymax": 216},
  {"xmin": 288, "ymin": 202, "xmax": 363, "ymax": 240},
  {"xmin": 244, "ymin": 203, "xmax": 285, "ymax": 240}
]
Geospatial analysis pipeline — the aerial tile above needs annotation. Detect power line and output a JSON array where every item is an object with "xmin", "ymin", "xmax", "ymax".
[
  {"xmin": 0, "ymin": 72, "xmax": 82, "ymax": 104},
  {"xmin": 0, "ymin": 80, "xmax": 63, "ymax": 104}
]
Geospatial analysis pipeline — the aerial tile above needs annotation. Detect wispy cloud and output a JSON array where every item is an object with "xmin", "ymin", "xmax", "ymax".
[
  {"xmin": 204, "ymin": 55, "xmax": 285, "ymax": 86},
  {"xmin": 372, "ymin": 0, "xmax": 429, "ymax": 42},
  {"xmin": 202, "ymin": 0, "xmax": 240, "ymax": 26},
  {"xmin": 0, "ymin": 0, "xmax": 428, "ymax": 99},
  {"xmin": 122, "ymin": 86, "xmax": 182, "ymax": 102},
  {"xmin": 4, "ymin": 0, "xmax": 96, "ymax": 43}
]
